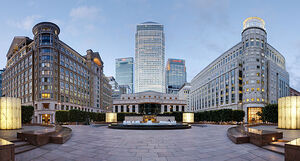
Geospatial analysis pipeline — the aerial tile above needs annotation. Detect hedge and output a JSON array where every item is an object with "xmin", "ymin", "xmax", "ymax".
[
  {"xmin": 257, "ymin": 104, "xmax": 278, "ymax": 123},
  {"xmin": 194, "ymin": 109, "xmax": 245, "ymax": 123},
  {"xmin": 21, "ymin": 106, "xmax": 34, "ymax": 123},
  {"xmin": 55, "ymin": 110, "xmax": 106, "ymax": 123}
]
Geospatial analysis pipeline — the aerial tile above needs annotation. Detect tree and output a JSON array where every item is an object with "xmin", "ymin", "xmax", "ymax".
[
  {"xmin": 258, "ymin": 104, "xmax": 278, "ymax": 123},
  {"xmin": 21, "ymin": 106, "xmax": 34, "ymax": 123}
]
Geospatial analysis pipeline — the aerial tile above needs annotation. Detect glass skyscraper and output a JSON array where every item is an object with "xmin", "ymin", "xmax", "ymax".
[
  {"xmin": 115, "ymin": 57, "xmax": 133, "ymax": 93},
  {"xmin": 166, "ymin": 59, "xmax": 187, "ymax": 94},
  {"xmin": 135, "ymin": 22, "xmax": 165, "ymax": 93}
]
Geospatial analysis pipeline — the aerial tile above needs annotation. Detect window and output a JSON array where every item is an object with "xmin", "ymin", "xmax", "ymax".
[
  {"xmin": 42, "ymin": 93, "xmax": 50, "ymax": 98},
  {"xmin": 251, "ymin": 88, "xmax": 254, "ymax": 91},
  {"xmin": 251, "ymin": 98, "xmax": 254, "ymax": 101},
  {"xmin": 40, "ymin": 34, "xmax": 52, "ymax": 45},
  {"xmin": 257, "ymin": 80, "xmax": 260, "ymax": 84},
  {"xmin": 257, "ymin": 98, "xmax": 260, "ymax": 101},
  {"xmin": 257, "ymin": 88, "xmax": 260, "ymax": 91}
]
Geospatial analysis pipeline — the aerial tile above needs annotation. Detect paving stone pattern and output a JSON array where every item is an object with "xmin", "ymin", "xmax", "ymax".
[{"xmin": 15, "ymin": 125, "xmax": 284, "ymax": 161}]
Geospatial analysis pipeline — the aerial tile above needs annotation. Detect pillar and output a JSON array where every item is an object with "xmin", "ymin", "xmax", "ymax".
[
  {"xmin": 113, "ymin": 105, "xmax": 116, "ymax": 112},
  {"xmin": 124, "ymin": 105, "xmax": 127, "ymax": 112},
  {"xmin": 135, "ymin": 104, "xmax": 139, "ymax": 113},
  {"xmin": 167, "ymin": 105, "xmax": 170, "ymax": 112},
  {"xmin": 173, "ymin": 105, "xmax": 176, "ymax": 112},
  {"xmin": 161, "ymin": 105, "xmax": 164, "ymax": 113},
  {"xmin": 118, "ymin": 105, "xmax": 121, "ymax": 112},
  {"xmin": 129, "ymin": 105, "xmax": 133, "ymax": 112},
  {"xmin": 179, "ymin": 105, "xmax": 182, "ymax": 112}
]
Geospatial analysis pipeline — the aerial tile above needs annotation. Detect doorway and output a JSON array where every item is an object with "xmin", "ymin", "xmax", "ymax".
[{"xmin": 42, "ymin": 114, "xmax": 51, "ymax": 124}]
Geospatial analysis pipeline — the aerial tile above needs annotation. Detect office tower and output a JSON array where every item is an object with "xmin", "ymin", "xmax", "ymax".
[
  {"xmin": 115, "ymin": 57, "xmax": 133, "ymax": 93},
  {"xmin": 166, "ymin": 58, "xmax": 186, "ymax": 94},
  {"xmin": 190, "ymin": 17, "xmax": 289, "ymax": 123},
  {"xmin": 135, "ymin": 22, "xmax": 165, "ymax": 93},
  {"xmin": 2, "ymin": 22, "xmax": 112, "ymax": 124}
]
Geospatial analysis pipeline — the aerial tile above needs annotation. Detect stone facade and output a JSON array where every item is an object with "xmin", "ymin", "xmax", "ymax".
[
  {"xmin": 113, "ymin": 91, "xmax": 186, "ymax": 113},
  {"xmin": 190, "ymin": 17, "xmax": 289, "ymax": 123},
  {"xmin": 2, "ymin": 22, "xmax": 112, "ymax": 124}
]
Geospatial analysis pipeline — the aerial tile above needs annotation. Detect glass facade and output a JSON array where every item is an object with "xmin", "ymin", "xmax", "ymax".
[
  {"xmin": 135, "ymin": 22, "xmax": 165, "ymax": 93},
  {"xmin": 115, "ymin": 57, "xmax": 133, "ymax": 93},
  {"xmin": 166, "ymin": 59, "xmax": 186, "ymax": 94}
]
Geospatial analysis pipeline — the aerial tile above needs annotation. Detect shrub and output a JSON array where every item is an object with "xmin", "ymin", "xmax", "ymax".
[
  {"xmin": 21, "ymin": 106, "xmax": 34, "ymax": 123},
  {"xmin": 55, "ymin": 110, "xmax": 69, "ymax": 123},
  {"xmin": 258, "ymin": 104, "xmax": 278, "ymax": 123},
  {"xmin": 194, "ymin": 109, "xmax": 245, "ymax": 123}
]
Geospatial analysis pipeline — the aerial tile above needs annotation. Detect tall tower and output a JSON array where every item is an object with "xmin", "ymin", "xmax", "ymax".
[
  {"xmin": 135, "ymin": 22, "xmax": 165, "ymax": 93},
  {"xmin": 166, "ymin": 58, "xmax": 186, "ymax": 94},
  {"xmin": 241, "ymin": 17, "xmax": 268, "ymax": 121},
  {"xmin": 115, "ymin": 57, "xmax": 134, "ymax": 93}
]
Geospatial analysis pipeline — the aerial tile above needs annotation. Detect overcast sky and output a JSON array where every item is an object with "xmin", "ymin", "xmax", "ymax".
[{"xmin": 0, "ymin": 0, "xmax": 299, "ymax": 91}]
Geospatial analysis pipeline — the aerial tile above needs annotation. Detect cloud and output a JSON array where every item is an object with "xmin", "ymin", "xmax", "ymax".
[
  {"xmin": 70, "ymin": 6, "xmax": 100, "ymax": 21},
  {"xmin": 7, "ymin": 15, "xmax": 42, "ymax": 30}
]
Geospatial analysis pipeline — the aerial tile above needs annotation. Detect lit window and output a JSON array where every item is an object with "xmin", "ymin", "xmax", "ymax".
[
  {"xmin": 251, "ymin": 88, "xmax": 254, "ymax": 91},
  {"xmin": 262, "ymin": 98, "xmax": 265, "ymax": 102},
  {"xmin": 257, "ymin": 88, "xmax": 260, "ymax": 91},
  {"xmin": 256, "ymin": 73, "xmax": 260, "ymax": 76},
  {"xmin": 42, "ymin": 93, "xmax": 50, "ymax": 98},
  {"xmin": 246, "ymin": 88, "xmax": 249, "ymax": 92},
  {"xmin": 251, "ymin": 98, "xmax": 254, "ymax": 101},
  {"xmin": 262, "ymin": 88, "xmax": 265, "ymax": 92},
  {"xmin": 257, "ymin": 80, "xmax": 260, "ymax": 84},
  {"xmin": 246, "ymin": 81, "xmax": 249, "ymax": 84},
  {"xmin": 246, "ymin": 99, "xmax": 249, "ymax": 102}
]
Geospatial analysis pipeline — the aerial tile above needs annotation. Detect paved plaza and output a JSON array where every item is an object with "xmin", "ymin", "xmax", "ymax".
[{"xmin": 15, "ymin": 125, "xmax": 284, "ymax": 161}]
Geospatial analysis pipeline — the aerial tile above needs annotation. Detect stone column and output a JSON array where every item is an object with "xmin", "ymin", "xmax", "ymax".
[
  {"xmin": 135, "ymin": 104, "xmax": 139, "ymax": 113},
  {"xmin": 184, "ymin": 105, "xmax": 187, "ymax": 112},
  {"xmin": 161, "ymin": 105, "xmax": 164, "ymax": 113},
  {"xmin": 173, "ymin": 105, "xmax": 177, "ymax": 112},
  {"xmin": 124, "ymin": 105, "xmax": 127, "ymax": 112},
  {"xmin": 118, "ymin": 105, "xmax": 121, "ymax": 112},
  {"xmin": 113, "ymin": 105, "xmax": 116, "ymax": 112},
  {"xmin": 179, "ymin": 105, "xmax": 182, "ymax": 112},
  {"xmin": 129, "ymin": 105, "xmax": 133, "ymax": 112},
  {"xmin": 167, "ymin": 105, "xmax": 171, "ymax": 112}
]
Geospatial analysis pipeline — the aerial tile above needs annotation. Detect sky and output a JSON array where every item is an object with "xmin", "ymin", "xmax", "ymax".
[{"xmin": 0, "ymin": 0, "xmax": 300, "ymax": 91}]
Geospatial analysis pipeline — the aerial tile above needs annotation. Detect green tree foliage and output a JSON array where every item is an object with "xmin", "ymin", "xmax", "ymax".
[
  {"xmin": 194, "ymin": 109, "xmax": 245, "ymax": 123},
  {"xmin": 55, "ymin": 110, "xmax": 106, "ymax": 123},
  {"xmin": 257, "ymin": 104, "xmax": 278, "ymax": 123},
  {"xmin": 21, "ymin": 106, "xmax": 34, "ymax": 123},
  {"xmin": 55, "ymin": 110, "xmax": 69, "ymax": 123}
]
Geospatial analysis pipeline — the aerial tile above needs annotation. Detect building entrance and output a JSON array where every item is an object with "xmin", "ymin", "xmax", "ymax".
[
  {"xmin": 247, "ymin": 107, "xmax": 262, "ymax": 124},
  {"xmin": 42, "ymin": 114, "xmax": 51, "ymax": 124},
  {"xmin": 139, "ymin": 103, "xmax": 160, "ymax": 115}
]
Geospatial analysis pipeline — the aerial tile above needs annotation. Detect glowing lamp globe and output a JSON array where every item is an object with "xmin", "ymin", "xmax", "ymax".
[
  {"xmin": 278, "ymin": 96, "xmax": 300, "ymax": 129},
  {"xmin": 183, "ymin": 113, "xmax": 194, "ymax": 123},
  {"xmin": 0, "ymin": 97, "xmax": 22, "ymax": 130},
  {"xmin": 106, "ymin": 112, "xmax": 117, "ymax": 123}
]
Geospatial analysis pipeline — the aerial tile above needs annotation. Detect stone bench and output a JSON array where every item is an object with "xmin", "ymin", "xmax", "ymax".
[
  {"xmin": 17, "ymin": 125, "xmax": 72, "ymax": 146},
  {"xmin": 285, "ymin": 138, "xmax": 300, "ymax": 161},
  {"xmin": 227, "ymin": 125, "xmax": 283, "ymax": 147},
  {"xmin": 245, "ymin": 127, "xmax": 283, "ymax": 147},
  {"xmin": 0, "ymin": 138, "xmax": 14, "ymax": 161},
  {"xmin": 50, "ymin": 127, "xmax": 72, "ymax": 144},
  {"xmin": 227, "ymin": 126, "xmax": 250, "ymax": 144}
]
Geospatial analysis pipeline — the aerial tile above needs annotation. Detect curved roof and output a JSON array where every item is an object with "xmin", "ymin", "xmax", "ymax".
[{"xmin": 141, "ymin": 21, "xmax": 159, "ymax": 24}]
